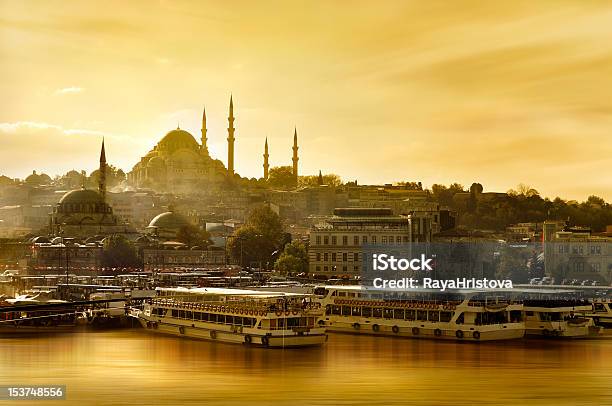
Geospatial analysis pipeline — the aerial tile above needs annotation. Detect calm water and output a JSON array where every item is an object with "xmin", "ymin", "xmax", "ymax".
[{"xmin": 1, "ymin": 329, "xmax": 611, "ymax": 405}]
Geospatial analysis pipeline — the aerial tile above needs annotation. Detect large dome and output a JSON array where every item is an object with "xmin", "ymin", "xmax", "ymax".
[
  {"xmin": 158, "ymin": 128, "xmax": 199, "ymax": 153},
  {"xmin": 59, "ymin": 189, "xmax": 105, "ymax": 205},
  {"xmin": 148, "ymin": 211, "xmax": 190, "ymax": 230}
]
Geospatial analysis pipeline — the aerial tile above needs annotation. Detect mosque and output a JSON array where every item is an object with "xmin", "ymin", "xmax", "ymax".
[
  {"xmin": 49, "ymin": 140, "xmax": 135, "ymax": 238},
  {"xmin": 127, "ymin": 96, "xmax": 300, "ymax": 193}
]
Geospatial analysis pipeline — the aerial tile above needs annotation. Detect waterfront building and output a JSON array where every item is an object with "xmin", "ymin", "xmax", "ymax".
[
  {"xmin": 308, "ymin": 208, "xmax": 432, "ymax": 277},
  {"xmin": 543, "ymin": 223, "xmax": 612, "ymax": 283},
  {"xmin": 143, "ymin": 246, "xmax": 226, "ymax": 271}
]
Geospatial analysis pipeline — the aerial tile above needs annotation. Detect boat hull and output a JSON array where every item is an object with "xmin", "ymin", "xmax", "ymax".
[
  {"xmin": 525, "ymin": 323, "xmax": 602, "ymax": 338},
  {"xmin": 135, "ymin": 314, "xmax": 327, "ymax": 348},
  {"xmin": 322, "ymin": 320, "xmax": 525, "ymax": 341}
]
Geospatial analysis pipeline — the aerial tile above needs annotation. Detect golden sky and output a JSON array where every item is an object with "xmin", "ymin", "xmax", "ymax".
[{"xmin": 1, "ymin": 0, "xmax": 611, "ymax": 200}]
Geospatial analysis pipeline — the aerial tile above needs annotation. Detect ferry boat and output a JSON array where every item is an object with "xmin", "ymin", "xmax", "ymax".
[
  {"xmin": 313, "ymin": 286, "xmax": 525, "ymax": 341},
  {"xmin": 131, "ymin": 287, "xmax": 327, "ymax": 347},
  {"xmin": 585, "ymin": 299, "xmax": 612, "ymax": 328},
  {"xmin": 523, "ymin": 299, "xmax": 602, "ymax": 338}
]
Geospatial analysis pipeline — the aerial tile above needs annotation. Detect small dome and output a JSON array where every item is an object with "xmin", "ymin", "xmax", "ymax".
[
  {"xmin": 158, "ymin": 128, "xmax": 199, "ymax": 153},
  {"xmin": 148, "ymin": 211, "xmax": 190, "ymax": 230},
  {"xmin": 59, "ymin": 189, "xmax": 104, "ymax": 205}
]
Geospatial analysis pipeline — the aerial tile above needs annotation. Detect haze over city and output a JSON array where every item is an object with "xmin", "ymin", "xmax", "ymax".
[{"xmin": 1, "ymin": 0, "xmax": 611, "ymax": 200}]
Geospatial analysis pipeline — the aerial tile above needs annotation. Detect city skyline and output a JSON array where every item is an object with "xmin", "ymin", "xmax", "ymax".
[{"xmin": 1, "ymin": 1, "xmax": 612, "ymax": 201}]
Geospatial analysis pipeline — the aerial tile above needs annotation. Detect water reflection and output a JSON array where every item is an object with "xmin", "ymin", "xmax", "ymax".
[{"xmin": 1, "ymin": 331, "xmax": 611, "ymax": 405}]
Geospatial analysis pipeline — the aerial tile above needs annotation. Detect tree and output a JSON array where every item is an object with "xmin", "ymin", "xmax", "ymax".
[
  {"xmin": 227, "ymin": 205, "xmax": 285, "ymax": 267},
  {"xmin": 298, "ymin": 173, "xmax": 342, "ymax": 187},
  {"xmin": 508, "ymin": 183, "xmax": 539, "ymax": 198},
  {"xmin": 274, "ymin": 240, "xmax": 309, "ymax": 274},
  {"xmin": 101, "ymin": 235, "xmax": 142, "ymax": 268},
  {"xmin": 267, "ymin": 166, "xmax": 296, "ymax": 189},
  {"xmin": 176, "ymin": 224, "xmax": 211, "ymax": 248}
]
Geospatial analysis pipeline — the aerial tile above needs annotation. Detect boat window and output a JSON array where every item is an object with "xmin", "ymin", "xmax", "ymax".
[
  {"xmin": 510, "ymin": 310, "xmax": 522, "ymax": 322},
  {"xmin": 226, "ymin": 315, "xmax": 234, "ymax": 325},
  {"xmin": 594, "ymin": 303, "xmax": 605, "ymax": 312},
  {"xmin": 362, "ymin": 307, "xmax": 372, "ymax": 317},
  {"xmin": 342, "ymin": 306, "xmax": 351, "ymax": 316},
  {"xmin": 270, "ymin": 319, "xmax": 277, "ymax": 329},
  {"xmin": 172, "ymin": 309, "xmax": 179, "ymax": 318},
  {"xmin": 277, "ymin": 318, "xmax": 285, "ymax": 329},
  {"xmin": 186, "ymin": 311, "xmax": 193, "ymax": 320},
  {"xmin": 351, "ymin": 307, "xmax": 361, "ymax": 317},
  {"xmin": 525, "ymin": 311, "xmax": 534, "ymax": 316},
  {"xmin": 179, "ymin": 310, "xmax": 185, "ymax": 319},
  {"xmin": 332, "ymin": 305, "xmax": 341, "ymax": 315},
  {"xmin": 417, "ymin": 310, "xmax": 427, "ymax": 321},
  {"xmin": 383, "ymin": 308, "xmax": 393, "ymax": 319},
  {"xmin": 393, "ymin": 309, "xmax": 404, "ymax": 319},
  {"xmin": 405, "ymin": 310, "xmax": 415, "ymax": 321},
  {"xmin": 372, "ymin": 308, "xmax": 382, "ymax": 318},
  {"xmin": 325, "ymin": 305, "xmax": 331, "ymax": 315},
  {"xmin": 456, "ymin": 313, "xmax": 464, "ymax": 324},
  {"xmin": 339, "ymin": 292, "xmax": 346, "ymax": 297},
  {"xmin": 428, "ymin": 311, "xmax": 440, "ymax": 322},
  {"xmin": 440, "ymin": 312, "xmax": 452, "ymax": 322}
]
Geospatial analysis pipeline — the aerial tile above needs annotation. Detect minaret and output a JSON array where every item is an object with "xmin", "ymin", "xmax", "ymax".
[
  {"xmin": 263, "ymin": 137, "xmax": 270, "ymax": 180},
  {"xmin": 227, "ymin": 95, "xmax": 235, "ymax": 175},
  {"xmin": 201, "ymin": 106, "xmax": 208, "ymax": 155},
  {"xmin": 292, "ymin": 127, "xmax": 299, "ymax": 184},
  {"xmin": 99, "ymin": 138, "xmax": 107, "ymax": 202},
  {"xmin": 318, "ymin": 170, "xmax": 323, "ymax": 186}
]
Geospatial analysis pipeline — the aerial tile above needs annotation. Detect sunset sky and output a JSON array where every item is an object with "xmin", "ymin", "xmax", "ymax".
[{"xmin": 1, "ymin": 0, "xmax": 611, "ymax": 200}]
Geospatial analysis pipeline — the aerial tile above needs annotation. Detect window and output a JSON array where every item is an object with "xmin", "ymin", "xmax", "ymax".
[
  {"xmin": 354, "ymin": 236, "xmax": 359, "ymax": 245},
  {"xmin": 388, "ymin": 236, "xmax": 394, "ymax": 244},
  {"xmin": 324, "ymin": 253, "xmax": 328, "ymax": 261},
  {"xmin": 342, "ymin": 236, "xmax": 348, "ymax": 245},
  {"xmin": 331, "ymin": 236, "xmax": 337, "ymax": 245},
  {"xmin": 371, "ymin": 236, "xmax": 377, "ymax": 244},
  {"xmin": 353, "ymin": 252, "xmax": 359, "ymax": 262},
  {"xmin": 316, "ymin": 266, "xmax": 321, "ymax": 272},
  {"xmin": 324, "ymin": 236, "xmax": 329, "ymax": 245},
  {"xmin": 316, "ymin": 236, "xmax": 321, "ymax": 245},
  {"xmin": 396, "ymin": 236, "xmax": 402, "ymax": 244},
  {"xmin": 316, "ymin": 253, "xmax": 321, "ymax": 261},
  {"xmin": 342, "ymin": 253, "xmax": 348, "ymax": 262},
  {"xmin": 382, "ymin": 236, "xmax": 387, "ymax": 244},
  {"xmin": 332, "ymin": 253, "xmax": 337, "ymax": 262},
  {"xmin": 362, "ymin": 236, "xmax": 367, "ymax": 244}
]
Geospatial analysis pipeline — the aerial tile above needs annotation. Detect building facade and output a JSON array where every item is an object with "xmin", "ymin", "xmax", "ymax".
[{"xmin": 308, "ymin": 208, "xmax": 431, "ymax": 277}]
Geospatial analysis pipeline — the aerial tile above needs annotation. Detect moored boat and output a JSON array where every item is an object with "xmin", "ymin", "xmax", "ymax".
[
  {"xmin": 523, "ymin": 299, "xmax": 602, "ymax": 338},
  {"xmin": 313, "ymin": 286, "xmax": 525, "ymax": 341},
  {"xmin": 130, "ymin": 287, "xmax": 327, "ymax": 348},
  {"xmin": 583, "ymin": 299, "xmax": 612, "ymax": 328}
]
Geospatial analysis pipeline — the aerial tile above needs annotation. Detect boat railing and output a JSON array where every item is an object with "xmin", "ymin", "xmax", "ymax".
[{"xmin": 151, "ymin": 298, "xmax": 322, "ymax": 316}]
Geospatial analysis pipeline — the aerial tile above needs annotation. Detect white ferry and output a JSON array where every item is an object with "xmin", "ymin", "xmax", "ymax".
[
  {"xmin": 585, "ymin": 299, "xmax": 612, "ymax": 328},
  {"xmin": 131, "ymin": 287, "xmax": 327, "ymax": 348},
  {"xmin": 523, "ymin": 299, "xmax": 602, "ymax": 338},
  {"xmin": 313, "ymin": 286, "xmax": 525, "ymax": 341}
]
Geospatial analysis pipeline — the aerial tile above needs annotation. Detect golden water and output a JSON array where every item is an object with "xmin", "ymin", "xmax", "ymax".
[{"xmin": 1, "ymin": 330, "xmax": 611, "ymax": 405}]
